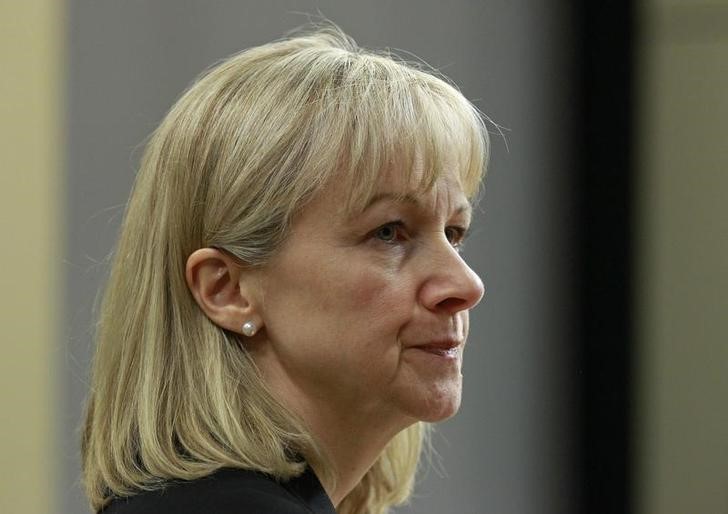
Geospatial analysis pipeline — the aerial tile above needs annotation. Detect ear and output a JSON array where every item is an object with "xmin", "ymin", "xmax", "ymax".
[{"xmin": 185, "ymin": 248, "xmax": 262, "ymax": 336}]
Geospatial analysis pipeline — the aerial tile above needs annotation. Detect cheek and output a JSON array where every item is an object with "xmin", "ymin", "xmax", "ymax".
[
  {"xmin": 348, "ymin": 266, "xmax": 393, "ymax": 304},
  {"xmin": 300, "ymin": 251, "xmax": 404, "ymax": 308},
  {"xmin": 265, "ymin": 247, "xmax": 414, "ymax": 350},
  {"xmin": 331, "ymin": 265, "xmax": 411, "ymax": 325}
]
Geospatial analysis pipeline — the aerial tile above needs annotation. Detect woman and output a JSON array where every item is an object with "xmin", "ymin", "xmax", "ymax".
[{"xmin": 82, "ymin": 24, "xmax": 488, "ymax": 514}]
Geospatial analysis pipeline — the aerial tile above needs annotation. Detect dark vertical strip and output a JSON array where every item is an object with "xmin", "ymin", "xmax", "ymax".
[{"xmin": 573, "ymin": 1, "xmax": 636, "ymax": 513}]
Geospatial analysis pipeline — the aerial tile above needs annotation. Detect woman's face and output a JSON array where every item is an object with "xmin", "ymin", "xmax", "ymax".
[{"xmin": 254, "ymin": 164, "xmax": 484, "ymax": 427}]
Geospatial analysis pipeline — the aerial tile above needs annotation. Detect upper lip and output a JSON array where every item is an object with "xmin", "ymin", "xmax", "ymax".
[{"xmin": 410, "ymin": 337, "xmax": 462, "ymax": 350}]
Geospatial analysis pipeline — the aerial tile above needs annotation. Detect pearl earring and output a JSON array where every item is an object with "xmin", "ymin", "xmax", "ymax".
[{"xmin": 241, "ymin": 321, "xmax": 257, "ymax": 337}]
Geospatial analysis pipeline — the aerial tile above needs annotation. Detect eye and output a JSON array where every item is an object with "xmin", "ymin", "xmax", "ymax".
[
  {"xmin": 445, "ymin": 225, "xmax": 469, "ymax": 248},
  {"xmin": 373, "ymin": 221, "xmax": 406, "ymax": 244}
]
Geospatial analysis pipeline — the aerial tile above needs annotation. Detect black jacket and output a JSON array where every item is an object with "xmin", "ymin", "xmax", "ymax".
[{"xmin": 100, "ymin": 466, "xmax": 337, "ymax": 514}]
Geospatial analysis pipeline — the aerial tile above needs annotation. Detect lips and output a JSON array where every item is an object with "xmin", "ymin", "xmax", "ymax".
[{"xmin": 410, "ymin": 339, "xmax": 462, "ymax": 358}]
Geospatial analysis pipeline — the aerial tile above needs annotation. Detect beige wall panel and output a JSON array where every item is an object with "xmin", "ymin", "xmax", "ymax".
[
  {"xmin": 636, "ymin": 4, "xmax": 728, "ymax": 513},
  {"xmin": 0, "ymin": 1, "xmax": 63, "ymax": 513}
]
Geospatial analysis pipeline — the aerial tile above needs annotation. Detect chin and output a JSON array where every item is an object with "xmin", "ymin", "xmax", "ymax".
[
  {"xmin": 420, "ymin": 402, "xmax": 461, "ymax": 422},
  {"xmin": 411, "ymin": 386, "xmax": 463, "ymax": 423}
]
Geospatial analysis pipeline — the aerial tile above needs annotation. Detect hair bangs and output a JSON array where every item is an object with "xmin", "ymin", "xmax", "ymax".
[{"xmin": 319, "ymin": 57, "xmax": 489, "ymax": 216}]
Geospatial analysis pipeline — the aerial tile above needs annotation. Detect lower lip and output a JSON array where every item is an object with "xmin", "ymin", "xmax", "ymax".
[{"xmin": 412, "ymin": 347, "xmax": 459, "ymax": 360}]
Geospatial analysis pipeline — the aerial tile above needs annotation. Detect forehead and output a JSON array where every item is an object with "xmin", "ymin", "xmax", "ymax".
[{"xmin": 326, "ymin": 162, "xmax": 471, "ymax": 222}]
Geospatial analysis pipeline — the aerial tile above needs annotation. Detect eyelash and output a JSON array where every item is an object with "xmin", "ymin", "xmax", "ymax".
[
  {"xmin": 372, "ymin": 221, "xmax": 469, "ymax": 249},
  {"xmin": 373, "ymin": 221, "xmax": 407, "ymax": 244},
  {"xmin": 445, "ymin": 226, "xmax": 469, "ymax": 248}
]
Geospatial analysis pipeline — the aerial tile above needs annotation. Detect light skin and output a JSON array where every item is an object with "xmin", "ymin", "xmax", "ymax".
[{"xmin": 186, "ymin": 165, "xmax": 484, "ymax": 507}]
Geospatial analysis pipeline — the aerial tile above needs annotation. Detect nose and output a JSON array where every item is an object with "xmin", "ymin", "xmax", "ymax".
[{"xmin": 419, "ymin": 246, "xmax": 485, "ymax": 315}]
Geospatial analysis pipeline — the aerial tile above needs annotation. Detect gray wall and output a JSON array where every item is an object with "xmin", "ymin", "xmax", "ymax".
[
  {"xmin": 635, "ymin": 1, "xmax": 728, "ymax": 512},
  {"xmin": 62, "ymin": 2, "xmax": 577, "ymax": 513}
]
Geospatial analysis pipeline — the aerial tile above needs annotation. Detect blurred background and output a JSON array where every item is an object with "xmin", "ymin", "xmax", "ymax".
[{"xmin": 1, "ymin": 1, "xmax": 726, "ymax": 513}]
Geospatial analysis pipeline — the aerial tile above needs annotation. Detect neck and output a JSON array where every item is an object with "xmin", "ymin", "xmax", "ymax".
[{"xmin": 303, "ymin": 405, "xmax": 411, "ymax": 507}]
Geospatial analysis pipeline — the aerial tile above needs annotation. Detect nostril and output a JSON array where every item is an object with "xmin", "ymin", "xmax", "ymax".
[{"xmin": 436, "ymin": 297, "xmax": 469, "ymax": 312}]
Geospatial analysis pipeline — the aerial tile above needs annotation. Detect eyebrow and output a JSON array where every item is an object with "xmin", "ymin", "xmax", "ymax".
[{"xmin": 357, "ymin": 192, "xmax": 472, "ymax": 219}]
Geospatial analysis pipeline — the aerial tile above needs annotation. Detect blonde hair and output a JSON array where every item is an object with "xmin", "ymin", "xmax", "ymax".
[{"xmin": 82, "ymin": 24, "xmax": 489, "ymax": 514}]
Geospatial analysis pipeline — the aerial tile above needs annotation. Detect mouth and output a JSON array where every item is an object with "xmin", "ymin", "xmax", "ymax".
[{"xmin": 410, "ymin": 339, "xmax": 462, "ymax": 359}]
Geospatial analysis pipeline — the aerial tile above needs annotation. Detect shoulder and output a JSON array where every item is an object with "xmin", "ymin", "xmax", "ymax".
[{"xmin": 101, "ymin": 468, "xmax": 316, "ymax": 514}]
